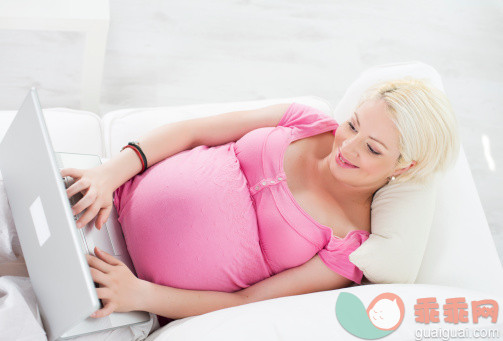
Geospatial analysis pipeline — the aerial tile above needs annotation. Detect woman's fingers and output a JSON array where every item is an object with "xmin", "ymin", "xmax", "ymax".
[
  {"xmin": 86, "ymin": 254, "xmax": 113, "ymax": 274},
  {"xmin": 91, "ymin": 301, "xmax": 116, "ymax": 319},
  {"xmin": 61, "ymin": 167, "xmax": 115, "ymax": 232},
  {"xmin": 95, "ymin": 287, "xmax": 112, "ymax": 301},
  {"xmin": 75, "ymin": 202, "xmax": 101, "ymax": 229},
  {"xmin": 66, "ymin": 178, "xmax": 89, "ymax": 199},
  {"xmin": 96, "ymin": 206, "xmax": 112, "ymax": 230},
  {"xmin": 60, "ymin": 168, "xmax": 83, "ymax": 179},
  {"xmin": 95, "ymin": 246, "xmax": 122, "ymax": 266},
  {"xmin": 72, "ymin": 186, "xmax": 97, "ymax": 216},
  {"xmin": 89, "ymin": 267, "xmax": 110, "ymax": 287}
]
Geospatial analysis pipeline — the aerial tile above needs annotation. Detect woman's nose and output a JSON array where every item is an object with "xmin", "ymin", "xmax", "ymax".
[{"xmin": 341, "ymin": 137, "xmax": 359, "ymax": 157}]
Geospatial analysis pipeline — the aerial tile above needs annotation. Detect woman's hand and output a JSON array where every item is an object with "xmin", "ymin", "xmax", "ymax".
[
  {"xmin": 61, "ymin": 166, "xmax": 115, "ymax": 230},
  {"xmin": 87, "ymin": 247, "xmax": 147, "ymax": 318}
]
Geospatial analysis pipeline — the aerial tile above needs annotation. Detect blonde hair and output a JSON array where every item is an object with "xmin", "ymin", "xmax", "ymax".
[{"xmin": 357, "ymin": 77, "xmax": 460, "ymax": 186}]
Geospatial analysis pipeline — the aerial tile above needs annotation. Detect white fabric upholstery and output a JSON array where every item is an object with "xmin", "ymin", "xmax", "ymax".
[
  {"xmin": 144, "ymin": 283, "xmax": 503, "ymax": 341},
  {"xmin": 417, "ymin": 147, "xmax": 503, "ymax": 293}
]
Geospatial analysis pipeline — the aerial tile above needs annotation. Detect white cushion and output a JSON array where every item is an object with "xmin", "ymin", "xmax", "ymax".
[
  {"xmin": 145, "ymin": 283, "xmax": 503, "ymax": 340},
  {"xmin": 0, "ymin": 108, "xmax": 103, "ymax": 158},
  {"xmin": 349, "ymin": 176, "xmax": 439, "ymax": 284}
]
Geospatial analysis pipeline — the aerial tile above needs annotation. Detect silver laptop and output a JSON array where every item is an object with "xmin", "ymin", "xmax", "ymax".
[{"xmin": 0, "ymin": 88, "xmax": 151, "ymax": 341}]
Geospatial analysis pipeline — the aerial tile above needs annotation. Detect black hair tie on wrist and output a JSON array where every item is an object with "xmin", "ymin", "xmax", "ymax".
[{"xmin": 121, "ymin": 141, "xmax": 148, "ymax": 174}]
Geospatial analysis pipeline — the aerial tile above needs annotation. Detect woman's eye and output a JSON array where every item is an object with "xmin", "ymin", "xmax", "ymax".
[
  {"xmin": 368, "ymin": 145, "xmax": 380, "ymax": 155},
  {"xmin": 348, "ymin": 122, "xmax": 380, "ymax": 155}
]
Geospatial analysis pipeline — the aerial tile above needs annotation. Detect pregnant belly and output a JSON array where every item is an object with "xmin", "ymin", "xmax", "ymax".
[{"xmin": 113, "ymin": 143, "xmax": 270, "ymax": 292}]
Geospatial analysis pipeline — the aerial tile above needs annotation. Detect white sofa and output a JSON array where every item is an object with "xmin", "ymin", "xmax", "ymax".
[{"xmin": 1, "ymin": 63, "xmax": 502, "ymax": 340}]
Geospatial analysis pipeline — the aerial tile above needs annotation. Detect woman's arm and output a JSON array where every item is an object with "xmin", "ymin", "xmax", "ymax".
[
  {"xmin": 137, "ymin": 282, "xmax": 245, "ymax": 320},
  {"xmin": 62, "ymin": 103, "xmax": 290, "ymax": 229},
  {"xmin": 137, "ymin": 254, "xmax": 352, "ymax": 319},
  {"xmin": 102, "ymin": 102, "xmax": 291, "ymax": 192},
  {"xmin": 86, "ymin": 247, "xmax": 352, "ymax": 319}
]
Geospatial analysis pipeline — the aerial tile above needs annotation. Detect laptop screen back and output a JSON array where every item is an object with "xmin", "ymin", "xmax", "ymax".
[{"xmin": 0, "ymin": 89, "xmax": 100, "ymax": 340}]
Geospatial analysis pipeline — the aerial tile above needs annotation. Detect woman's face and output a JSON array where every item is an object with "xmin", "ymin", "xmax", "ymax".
[{"xmin": 328, "ymin": 98, "xmax": 410, "ymax": 188}]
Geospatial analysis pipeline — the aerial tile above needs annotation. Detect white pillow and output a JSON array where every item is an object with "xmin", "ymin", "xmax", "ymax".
[
  {"xmin": 334, "ymin": 61, "xmax": 448, "ymax": 284},
  {"xmin": 350, "ymin": 176, "xmax": 439, "ymax": 284}
]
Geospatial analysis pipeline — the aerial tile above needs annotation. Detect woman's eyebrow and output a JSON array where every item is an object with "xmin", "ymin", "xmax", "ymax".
[{"xmin": 354, "ymin": 112, "xmax": 388, "ymax": 150}]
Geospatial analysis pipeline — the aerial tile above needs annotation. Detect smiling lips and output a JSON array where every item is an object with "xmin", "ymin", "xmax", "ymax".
[{"xmin": 336, "ymin": 150, "xmax": 358, "ymax": 168}]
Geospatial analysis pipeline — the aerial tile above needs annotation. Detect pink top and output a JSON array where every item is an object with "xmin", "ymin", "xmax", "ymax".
[
  {"xmin": 113, "ymin": 102, "xmax": 371, "ymax": 303},
  {"xmin": 235, "ymin": 102, "xmax": 370, "ymax": 284}
]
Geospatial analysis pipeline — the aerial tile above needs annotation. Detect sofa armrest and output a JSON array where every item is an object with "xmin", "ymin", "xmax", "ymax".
[{"xmin": 0, "ymin": 108, "xmax": 103, "ymax": 157}]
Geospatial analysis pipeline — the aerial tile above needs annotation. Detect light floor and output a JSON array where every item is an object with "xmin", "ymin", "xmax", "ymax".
[{"xmin": 0, "ymin": 0, "xmax": 502, "ymax": 264}]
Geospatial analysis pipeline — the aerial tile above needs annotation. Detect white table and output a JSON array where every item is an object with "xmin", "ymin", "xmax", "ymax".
[{"xmin": 0, "ymin": 0, "xmax": 110, "ymax": 114}]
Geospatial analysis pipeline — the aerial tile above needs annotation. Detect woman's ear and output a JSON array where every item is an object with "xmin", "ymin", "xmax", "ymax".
[{"xmin": 393, "ymin": 160, "xmax": 417, "ymax": 177}]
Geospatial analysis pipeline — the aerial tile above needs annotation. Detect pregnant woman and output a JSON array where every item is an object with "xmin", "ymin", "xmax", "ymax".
[{"xmin": 61, "ymin": 78, "xmax": 459, "ymax": 325}]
